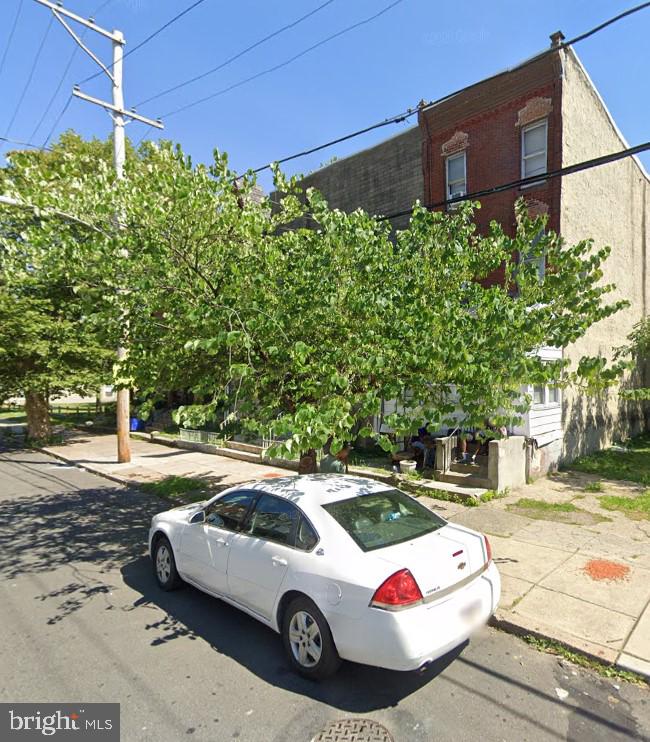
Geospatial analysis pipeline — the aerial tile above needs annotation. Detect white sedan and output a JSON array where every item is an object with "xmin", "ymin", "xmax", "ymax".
[{"xmin": 149, "ymin": 474, "xmax": 500, "ymax": 679}]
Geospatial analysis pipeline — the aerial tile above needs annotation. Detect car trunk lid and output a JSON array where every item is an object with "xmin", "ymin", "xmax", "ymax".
[{"xmin": 372, "ymin": 523, "xmax": 488, "ymax": 601}]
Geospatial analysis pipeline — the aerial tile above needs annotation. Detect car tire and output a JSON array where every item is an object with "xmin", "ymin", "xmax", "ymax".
[
  {"xmin": 153, "ymin": 535, "xmax": 183, "ymax": 591},
  {"xmin": 282, "ymin": 596, "xmax": 341, "ymax": 680}
]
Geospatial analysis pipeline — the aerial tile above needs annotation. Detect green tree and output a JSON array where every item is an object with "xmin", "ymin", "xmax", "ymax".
[
  {"xmin": 108, "ymin": 144, "xmax": 627, "ymax": 457},
  {"xmin": 1, "ymin": 135, "xmax": 629, "ymax": 454},
  {"xmin": 0, "ymin": 133, "xmax": 114, "ymax": 440}
]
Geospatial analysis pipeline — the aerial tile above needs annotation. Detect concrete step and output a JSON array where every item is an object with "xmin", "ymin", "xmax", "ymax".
[
  {"xmin": 450, "ymin": 462, "xmax": 488, "ymax": 475},
  {"xmin": 437, "ymin": 470, "xmax": 492, "ymax": 489}
]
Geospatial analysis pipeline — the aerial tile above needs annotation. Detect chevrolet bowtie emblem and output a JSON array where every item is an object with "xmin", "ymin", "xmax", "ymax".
[{"xmin": 457, "ymin": 561, "xmax": 467, "ymax": 570}]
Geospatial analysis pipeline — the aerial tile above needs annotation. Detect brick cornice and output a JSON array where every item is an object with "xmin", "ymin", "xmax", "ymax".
[
  {"xmin": 441, "ymin": 131, "xmax": 469, "ymax": 156},
  {"xmin": 516, "ymin": 96, "xmax": 553, "ymax": 127}
]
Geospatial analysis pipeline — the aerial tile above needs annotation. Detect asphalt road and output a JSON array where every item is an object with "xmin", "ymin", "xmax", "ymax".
[{"xmin": 0, "ymin": 448, "xmax": 648, "ymax": 742}]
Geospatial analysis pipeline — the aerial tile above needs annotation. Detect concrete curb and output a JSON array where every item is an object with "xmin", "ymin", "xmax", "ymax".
[
  {"xmin": 489, "ymin": 611, "xmax": 649, "ymax": 681},
  {"xmin": 37, "ymin": 446, "xmax": 136, "ymax": 490}
]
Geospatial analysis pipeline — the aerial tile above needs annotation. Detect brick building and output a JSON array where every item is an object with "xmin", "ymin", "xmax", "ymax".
[{"xmin": 299, "ymin": 33, "xmax": 649, "ymax": 474}]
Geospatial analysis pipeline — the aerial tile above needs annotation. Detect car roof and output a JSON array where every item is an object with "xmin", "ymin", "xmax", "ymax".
[{"xmin": 243, "ymin": 473, "xmax": 391, "ymax": 506}]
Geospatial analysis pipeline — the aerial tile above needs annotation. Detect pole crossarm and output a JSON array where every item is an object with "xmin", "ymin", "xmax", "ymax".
[
  {"xmin": 72, "ymin": 88, "xmax": 164, "ymax": 129},
  {"xmin": 34, "ymin": 0, "xmax": 125, "ymax": 43},
  {"xmin": 52, "ymin": 9, "xmax": 115, "ymax": 83}
]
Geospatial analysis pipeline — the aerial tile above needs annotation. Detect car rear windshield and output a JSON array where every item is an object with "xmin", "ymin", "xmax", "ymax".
[{"xmin": 322, "ymin": 489, "xmax": 446, "ymax": 552}]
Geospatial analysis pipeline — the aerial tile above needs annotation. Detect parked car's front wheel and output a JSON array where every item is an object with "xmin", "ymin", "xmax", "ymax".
[
  {"xmin": 282, "ymin": 596, "xmax": 341, "ymax": 679},
  {"xmin": 153, "ymin": 535, "xmax": 183, "ymax": 591}
]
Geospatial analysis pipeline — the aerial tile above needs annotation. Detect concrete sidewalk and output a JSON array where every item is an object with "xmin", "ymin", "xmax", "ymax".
[{"xmin": 42, "ymin": 432, "xmax": 650, "ymax": 680}]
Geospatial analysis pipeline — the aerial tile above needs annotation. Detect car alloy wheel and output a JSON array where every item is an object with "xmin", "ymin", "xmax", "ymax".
[
  {"xmin": 288, "ymin": 610, "xmax": 322, "ymax": 668},
  {"xmin": 152, "ymin": 535, "xmax": 182, "ymax": 591},
  {"xmin": 282, "ymin": 596, "xmax": 341, "ymax": 679},
  {"xmin": 156, "ymin": 543, "xmax": 172, "ymax": 584}
]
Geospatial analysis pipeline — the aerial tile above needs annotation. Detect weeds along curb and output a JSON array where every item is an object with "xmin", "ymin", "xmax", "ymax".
[{"xmin": 489, "ymin": 614, "xmax": 648, "ymax": 686}]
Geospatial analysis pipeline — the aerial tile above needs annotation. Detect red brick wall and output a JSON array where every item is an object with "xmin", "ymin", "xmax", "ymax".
[{"xmin": 419, "ymin": 52, "xmax": 563, "ymax": 285}]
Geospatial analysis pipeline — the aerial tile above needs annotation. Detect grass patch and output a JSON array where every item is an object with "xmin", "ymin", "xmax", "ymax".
[
  {"xmin": 0, "ymin": 410, "xmax": 26, "ymax": 422},
  {"xmin": 506, "ymin": 497, "xmax": 610, "ymax": 525},
  {"xmin": 598, "ymin": 490, "xmax": 650, "ymax": 520},
  {"xmin": 522, "ymin": 635, "xmax": 647, "ymax": 686},
  {"xmin": 140, "ymin": 476, "xmax": 207, "ymax": 501},
  {"xmin": 511, "ymin": 498, "xmax": 579, "ymax": 512},
  {"xmin": 569, "ymin": 433, "xmax": 650, "ymax": 485},
  {"xmin": 481, "ymin": 489, "xmax": 507, "ymax": 503},
  {"xmin": 584, "ymin": 481, "xmax": 605, "ymax": 493}
]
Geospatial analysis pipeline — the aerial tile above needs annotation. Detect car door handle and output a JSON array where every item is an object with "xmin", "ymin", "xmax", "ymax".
[
  {"xmin": 215, "ymin": 537, "xmax": 229, "ymax": 547},
  {"xmin": 271, "ymin": 556, "xmax": 288, "ymax": 567}
]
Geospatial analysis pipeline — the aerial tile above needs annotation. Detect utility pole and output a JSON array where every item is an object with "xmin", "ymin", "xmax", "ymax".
[{"xmin": 34, "ymin": 0, "xmax": 163, "ymax": 463}]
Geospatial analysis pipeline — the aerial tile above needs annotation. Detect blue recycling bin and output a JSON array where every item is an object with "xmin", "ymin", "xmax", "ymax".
[{"xmin": 130, "ymin": 417, "xmax": 145, "ymax": 432}]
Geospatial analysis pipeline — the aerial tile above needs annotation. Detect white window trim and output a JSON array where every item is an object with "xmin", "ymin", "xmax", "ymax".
[
  {"xmin": 530, "ymin": 383, "xmax": 561, "ymax": 409},
  {"xmin": 446, "ymin": 151, "xmax": 466, "ymax": 209},
  {"xmin": 521, "ymin": 119, "xmax": 548, "ymax": 182}
]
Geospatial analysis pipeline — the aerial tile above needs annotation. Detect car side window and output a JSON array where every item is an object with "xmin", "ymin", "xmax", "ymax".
[
  {"xmin": 205, "ymin": 491, "xmax": 257, "ymax": 532},
  {"xmin": 295, "ymin": 515, "xmax": 318, "ymax": 552},
  {"xmin": 246, "ymin": 494, "xmax": 300, "ymax": 547}
]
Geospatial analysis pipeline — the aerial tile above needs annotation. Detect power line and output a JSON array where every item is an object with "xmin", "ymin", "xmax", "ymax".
[
  {"xmin": 245, "ymin": 1, "xmax": 650, "ymax": 175},
  {"xmin": 252, "ymin": 108, "xmax": 414, "ymax": 173},
  {"xmin": 43, "ymin": 93, "xmax": 74, "ymax": 149},
  {"xmin": 135, "ymin": 0, "xmax": 337, "ymax": 108},
  {"xmin": 0, "ymin": 136, "xmax": 52, "ymax": 152},
  {"xmin": 1, "ymin": 143, "xmax": 647, "ymax": 240},
  {"xmin": 378, "ymin": 142, "xmax": 650, "ymax": 222},
  {"xmin": 78, "ymin": 0, "xmax": 209, "ymax": 86},
  {"xmin": 2, "ymin": 14, "xmax": 54, "ymax": 140},
  {"xmin": 0, "ymin": 0, "xmax": 25, "ymax": 81},
  {"xmin": 29, "ymin": 0, "xmax": 115, "ymax": 142},
  {"xmin": 160, "ymin": 0, "xmax": 405, "ymax": 120}
]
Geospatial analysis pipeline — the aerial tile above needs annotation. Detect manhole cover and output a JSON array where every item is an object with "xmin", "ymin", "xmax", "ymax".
[{"xmin": 310, "ymin": 718, "xmax": 394, "ymax": 742}]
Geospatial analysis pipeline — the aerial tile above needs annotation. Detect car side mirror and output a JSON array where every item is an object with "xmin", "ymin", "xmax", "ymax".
[{"xmin": 190, "ymin": 510, "xmax": 205, "ymax": 524}]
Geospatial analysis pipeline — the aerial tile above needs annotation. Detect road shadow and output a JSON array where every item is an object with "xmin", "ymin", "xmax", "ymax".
[
  {"xmin": 0, "ymin": 457, "xmax": 463, "ymax": 711},
  {"xmin": 121, "ymin": 554, "xmax": 465, "ymax": 712}
]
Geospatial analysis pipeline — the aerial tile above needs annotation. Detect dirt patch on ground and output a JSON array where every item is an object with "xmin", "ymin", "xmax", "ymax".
[{"xmin": 583, "ymin": 559, "xmax": 631, "ymax": 582}]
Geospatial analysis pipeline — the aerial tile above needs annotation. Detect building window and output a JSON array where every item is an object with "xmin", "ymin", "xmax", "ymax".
[
  {"xmin": 533, "ymin": 385, "xmax": 545, "ymax": 405},
  {"xmin": 531, "ymin": 384, "xmax": 561, "ymax": 406},
  {"xmin": 521, "ymin": 119, "xmax": 547, "ymax": 180},
  {"xmin": 446, "ymin": 151, "xmax": 466, "ymax": 206}
]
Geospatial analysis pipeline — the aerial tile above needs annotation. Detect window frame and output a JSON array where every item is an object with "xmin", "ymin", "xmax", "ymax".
[
  {"xmin": 204, "ymin": 490, "xmax": 258, "ymax": 533},
  {"xmin": 530, "ymin": 383, "xmax": 561, "ymax": 408},
  {"xmin": 521, "ymin": 119, "xmax": 548, "ymax": 181},
  {"xmin": 445, "ymin": 151, "xmax": 467, "ymax": 208},
  {"xmin": 241, "ymin": 492, "xmax": 320, "ymax": 552}
]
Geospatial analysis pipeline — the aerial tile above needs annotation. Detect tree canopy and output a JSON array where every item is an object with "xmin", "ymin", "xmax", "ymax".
[{"xmin": 0, "ymin": 133, "xmax": 631, "ymax": 452}]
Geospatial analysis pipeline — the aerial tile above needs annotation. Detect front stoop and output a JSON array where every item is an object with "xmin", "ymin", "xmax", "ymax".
[{"xmin": 436, "ymin": 469, "xmax": 492, "ymax": 489}]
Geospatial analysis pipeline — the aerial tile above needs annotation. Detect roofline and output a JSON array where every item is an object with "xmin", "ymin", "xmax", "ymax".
[
  {"xmin": 300, "ymin": 123, "xmax": 419, "ymax": 179},
  {"xmin": 563, "ymin": 46, "xmax": 649, "ymax": 182}
]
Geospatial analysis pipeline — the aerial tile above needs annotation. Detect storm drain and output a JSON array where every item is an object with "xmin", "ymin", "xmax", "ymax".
[{"xmin": 310, "ymin": 718, "xmax": 394, "ymax": 742}]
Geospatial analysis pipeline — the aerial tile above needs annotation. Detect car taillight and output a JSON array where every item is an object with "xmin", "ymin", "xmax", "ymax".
[
  {"xmin": 370, "ymin": 569, "xmax": 423, "ymax": 610},
  {"xmin": 484, "ymin": 535, "xmax": 492, "ymax": 564}
]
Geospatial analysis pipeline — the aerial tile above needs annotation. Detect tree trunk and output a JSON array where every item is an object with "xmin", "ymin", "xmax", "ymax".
[
  {"xmin": 298, "ymin": 449, "xmax": 318, "ymax": 475},
  {"xmin": 25, "ymin": 390, "xmax": 51, "ymax": 442}
]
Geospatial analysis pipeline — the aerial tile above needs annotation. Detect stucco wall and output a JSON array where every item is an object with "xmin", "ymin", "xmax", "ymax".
[
  {"xmin": 559, "ymin": 48, "xmax": 650, "ymax": 461},
  {"xmin": 293, "ymin": 126, "xmax": 424, "ymax": 230}
]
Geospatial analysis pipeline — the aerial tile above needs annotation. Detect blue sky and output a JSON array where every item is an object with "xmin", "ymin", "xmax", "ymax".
[{"xmin": 1, "ymin": 0, "xmax": 648, "ymax": 192}]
